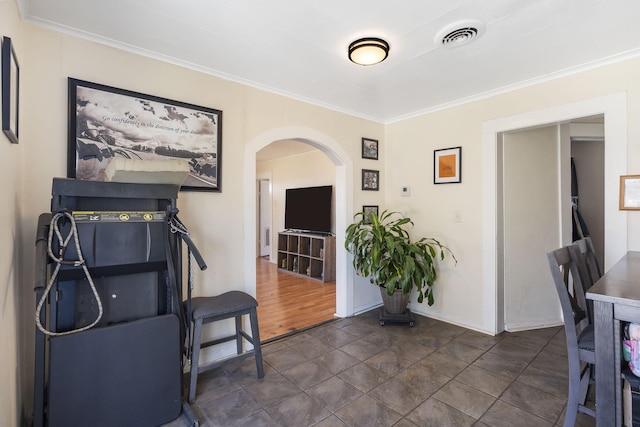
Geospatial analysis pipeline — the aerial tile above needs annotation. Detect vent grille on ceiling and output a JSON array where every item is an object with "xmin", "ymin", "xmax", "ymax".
[
  {"xmin": 436, "ymin": 20, "xmax": 485, "ymax": 49},
  {"xmin": 442, "ymin": 27, "xmax": 479, "ymax": 47}
]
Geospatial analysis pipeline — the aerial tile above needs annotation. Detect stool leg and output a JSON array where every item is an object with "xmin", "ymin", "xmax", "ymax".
[
  {"xmin": 188, "ymin": 318, "xmax": 203, "ymax": 403},
  {"xmin": 235, "ymin": 315, "xmax": 243, "ymax": 355},
  {"xmin": 249, "ymin": 307, "xmax": 264, "ymax": 378}
]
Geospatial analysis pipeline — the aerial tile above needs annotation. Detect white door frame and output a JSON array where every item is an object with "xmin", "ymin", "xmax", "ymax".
[
  {"xmin": 482, "ymin": 93, "xmax": 628, "ymax": 334},
  {"xmin": 257, "ymin": 175, "xmax": 272, "ymax": 259}
]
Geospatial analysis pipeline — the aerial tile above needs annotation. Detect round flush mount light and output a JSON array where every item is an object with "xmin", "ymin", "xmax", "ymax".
[
  {"xmin": 435, "ymin": 20, "xmax": 486, "ymax": 49},
  {"xmin": 348, "ymin": 37, "xmax": 390, "ymax": 66}
]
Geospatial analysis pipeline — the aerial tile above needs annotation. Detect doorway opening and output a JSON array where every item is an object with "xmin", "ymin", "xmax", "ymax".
[
  {"xmin": 257, "ymin": 178, "xmax": 271, "ymax": 258},
  {"xmin": 256, "ymin": 139, "xmax": 336, "ymax": 340},
  {"xmin": 482, "ymin": 92, "xmax": 627, "ymax": 335},
  {"xmin": 499, "ymin": 117, "xmax": 604, "ymax": 332},
  {"xmin": 243, "ymin": 126, "xmax": 355, "ymax": 341}
]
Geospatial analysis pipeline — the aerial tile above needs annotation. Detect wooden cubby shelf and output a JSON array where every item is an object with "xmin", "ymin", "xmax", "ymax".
[{"xmin": 277, "ymin": 231, "xmax": 335, "ymax": 282}]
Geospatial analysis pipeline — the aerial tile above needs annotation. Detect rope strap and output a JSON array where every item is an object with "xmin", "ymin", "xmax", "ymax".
[{"xmin": 35, "ymin": 212, "xmax": 103, "ymax": 336}]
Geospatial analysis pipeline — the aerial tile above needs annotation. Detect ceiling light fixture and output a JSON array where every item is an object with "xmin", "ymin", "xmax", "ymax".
[{"xmin": 348, "ymin": 37, "xmax": 389, "ymax": 66}]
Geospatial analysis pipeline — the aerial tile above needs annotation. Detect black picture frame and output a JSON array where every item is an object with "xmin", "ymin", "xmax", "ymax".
[
  {"xmin": 67, "ymin": 78, "xmax": 222, "ymax": 192},
  {"xmin": 362, "ymin": 169, "xmax": 379, "ymax": 191},
  {"xmin": 434, "ymin": 146, "xmax": 462, "ymax": 184},
  {"xmin": 362, "ymin": 205, "xmax": 379, "ymax": 224},
  {"xmin": 2, "ymin": 36, "xmax": 19, "ymax": 144},
  {"xmin": 361, "ymin": 137, "xmax": 378, "ymax": 160}
]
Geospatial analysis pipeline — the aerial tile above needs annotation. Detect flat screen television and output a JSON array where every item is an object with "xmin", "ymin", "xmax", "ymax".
[{"xmin": 284, "ymin": 185, "xmax": 332, "ymax": 234}]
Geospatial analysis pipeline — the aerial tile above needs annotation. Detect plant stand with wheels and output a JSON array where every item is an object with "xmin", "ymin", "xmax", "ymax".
[{"xmin": 379, "ymin": 307, "xmax": 414, "ymax": 327}]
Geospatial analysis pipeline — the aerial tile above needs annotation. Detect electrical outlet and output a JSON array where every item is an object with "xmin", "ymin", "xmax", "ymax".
[{"xmin": 401, "ymin": 186, "xmax": 411, "ymax": 197}]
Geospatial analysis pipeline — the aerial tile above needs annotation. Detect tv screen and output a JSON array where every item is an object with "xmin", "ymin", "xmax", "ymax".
[{"xmin": 285, "ymin": 185, "xmax": 332, "ymax": 234}]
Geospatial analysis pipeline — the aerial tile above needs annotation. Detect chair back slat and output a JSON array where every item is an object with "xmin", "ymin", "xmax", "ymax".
[
  {"xmin": 570, "ymin": 237, "xmax": 602, "ymax": 323},
  {"xmin": 547, "ymin": 246, "xmax": 589, "ymax": 333},
  {"xmin": 571, "ymin": 237, "xmax": 602, "ymax": 291}
]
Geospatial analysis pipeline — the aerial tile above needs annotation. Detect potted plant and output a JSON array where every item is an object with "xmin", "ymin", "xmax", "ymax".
[{"xmin": 345, "ymin": 210, "xmax": 456, "ymax": 315}]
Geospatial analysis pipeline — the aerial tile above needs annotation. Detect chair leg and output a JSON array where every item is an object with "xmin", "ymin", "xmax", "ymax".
[
  {"xmin": 564, "ymin": 368, "xmax": 580, "ymax": 427},
  {"xmin": 249, "ymin": 307, "xmax": 264, "ymax": 378},
  {"xmin": 188, "ymin": 319, "xmax": 203, "ymax": 404},
  {"xmin": 564, "ymin": 388, "xmax": 579, "ymax": 427},
  {"xmin": 235, "ymin": 315, "xmax": 243, "ymax": 355}
]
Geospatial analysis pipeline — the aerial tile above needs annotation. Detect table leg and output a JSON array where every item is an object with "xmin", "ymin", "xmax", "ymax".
[{"xmin": 594, "ymin": 300, "xmax": 616, "ymax": 426}]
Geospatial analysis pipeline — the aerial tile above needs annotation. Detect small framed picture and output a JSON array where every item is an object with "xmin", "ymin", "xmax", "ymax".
[
  {"xmin": 2, "ymin": 36, "xmax": 19, "ymax": 144},
  {"xmin": 434, "ymin": 146, "xmax": 461, "ymax": 184},
  {"xmin": 620, "ymin": 175, "xmax": 640, "ymax": 210},
  {"xmin": 362, "ymin": 169, "xmax": 379, "ymax": 191},
  {"xmin": 362, "ymin": 205, "xmax": 379, "ymax": 224},
  {"xmin": 362, "ymin": 138, "xmax": 378, "ymax": 160}
]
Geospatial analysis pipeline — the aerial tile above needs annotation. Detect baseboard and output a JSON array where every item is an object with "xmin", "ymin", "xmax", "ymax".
[{"xmin": 504, "ymin": 319, "xmax": 564, "ymax": 332}]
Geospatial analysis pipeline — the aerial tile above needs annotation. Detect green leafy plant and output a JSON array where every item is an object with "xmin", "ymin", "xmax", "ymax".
[{"xmin": 345, "ymin": 210, "xmax": 456, "ymax": 306}]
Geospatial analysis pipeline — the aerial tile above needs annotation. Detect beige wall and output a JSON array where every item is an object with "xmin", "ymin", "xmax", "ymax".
[
  {"xmin": 385, "ymin": 57, "xmax": 640, "ymax": 330},
  {"xmin": 4, "ymin": 3, "xmax": 640, "ymax": 424},
  {"xmin": 0, "ymin": 1, "xmax": 23, "ymax": 425}
]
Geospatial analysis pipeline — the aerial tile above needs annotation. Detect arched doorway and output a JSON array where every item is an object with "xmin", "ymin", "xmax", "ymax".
[{"xmin": 243, "ymin": 126, "xmax": 355, "ymax": 319}]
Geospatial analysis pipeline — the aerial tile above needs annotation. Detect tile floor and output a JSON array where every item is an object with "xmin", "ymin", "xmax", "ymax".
[{"xmin": 164, "ymin": 310, "xmax": 596, "ymax": 427}]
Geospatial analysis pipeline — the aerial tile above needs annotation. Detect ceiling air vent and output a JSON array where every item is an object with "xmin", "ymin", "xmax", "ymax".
[{"xmin": 436, "ymin": 20, "xmax": 485, "ymax": 49}]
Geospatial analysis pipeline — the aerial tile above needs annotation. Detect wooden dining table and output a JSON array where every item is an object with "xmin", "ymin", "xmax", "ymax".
[{"xmin": 586, "ymin": 251, "xmax": 640, "ymax": 426}]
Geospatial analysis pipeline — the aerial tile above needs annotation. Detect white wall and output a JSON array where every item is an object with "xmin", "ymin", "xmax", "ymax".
[{"xmin": 502, "ymin": 125, "xmax": 562, "ymax": 331}]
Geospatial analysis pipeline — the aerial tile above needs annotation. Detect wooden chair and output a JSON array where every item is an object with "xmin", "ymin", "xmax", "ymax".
[{"xmin": 547, "ymin": 245, "xmax": 596, "ymax": 426}]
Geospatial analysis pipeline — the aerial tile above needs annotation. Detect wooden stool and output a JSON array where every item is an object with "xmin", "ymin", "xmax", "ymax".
[{"xmin": 185, "ymin": 291, "xmax": 264, "ymax": 403}]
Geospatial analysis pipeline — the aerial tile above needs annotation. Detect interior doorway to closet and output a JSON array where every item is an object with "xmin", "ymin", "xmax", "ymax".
[
  {"xmin": 500, "ymin": 117, "xmax": 604, "ymax": 332},
  {"xmin": 483, "ymin": 93, "xmax": 627, "ymax": 336}
]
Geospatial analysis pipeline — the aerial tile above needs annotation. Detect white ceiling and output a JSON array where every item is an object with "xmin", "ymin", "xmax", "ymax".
[{"xmin": 18, "ymin": 0, "xmax": 640, "ymax": 123}]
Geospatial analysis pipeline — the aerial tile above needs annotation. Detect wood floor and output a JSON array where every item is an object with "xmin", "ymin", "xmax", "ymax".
[{"xmin": 256, "ymin": 257, "xmax": 336, "ymax": 341}]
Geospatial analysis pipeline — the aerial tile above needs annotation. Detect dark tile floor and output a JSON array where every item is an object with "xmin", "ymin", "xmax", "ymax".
[{"xmin": 164, "ymin": 310, "xmax": 596, "ymax": 427}]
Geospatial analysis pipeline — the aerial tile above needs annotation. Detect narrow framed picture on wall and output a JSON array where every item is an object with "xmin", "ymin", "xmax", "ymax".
[
  {"xmin": 362, "ymin": 169, "xmax": 379, "ymax": 191},
  {"xmin": 2, "ymin": 36, "xmax": 19, "ymax": 144},
  {"xmin": 434, "ymin": 146, "xmax": 461, "ymax": 184},
  {"xmin": 362, "ymin": 138, "xmax": 378, "ymax": 160}
]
